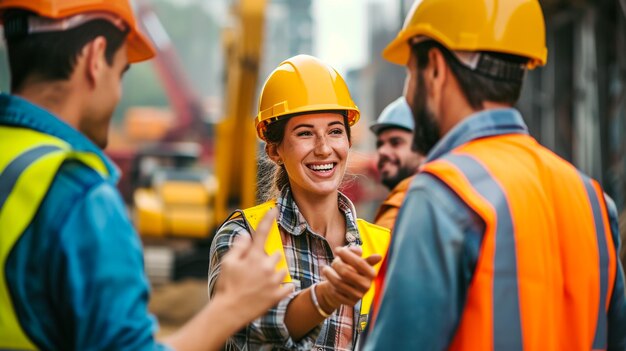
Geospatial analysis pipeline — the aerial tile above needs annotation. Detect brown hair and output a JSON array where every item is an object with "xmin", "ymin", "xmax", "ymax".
[
  {"xmin": 260, "ymin": 112, "xmax": 352, "ymax": 201},
  {"xmin": 3, "ymin": 10, "xmax": 127, "ymax": 92}
]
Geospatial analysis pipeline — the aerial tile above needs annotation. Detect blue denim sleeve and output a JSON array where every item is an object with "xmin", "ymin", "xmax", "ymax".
[
  {"xmin": 604, "ymin": 195, "xmax": 626, "ymax": 350},
  {"xmin": 56, "ymin": 182, "xmax": 170, "ymax": 351},
  {"xmin": 363, "ymin": 174, "xmax": 484, "ymax": 350}
]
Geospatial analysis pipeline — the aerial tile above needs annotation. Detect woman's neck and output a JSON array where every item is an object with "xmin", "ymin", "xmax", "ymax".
[{"xmin": 289, "ymin": 189, "xmax": 345, "ymax": 241}]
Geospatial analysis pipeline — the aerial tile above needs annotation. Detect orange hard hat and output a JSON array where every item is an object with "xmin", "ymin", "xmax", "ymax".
[{"xmin": 0, "ymin": 0, "xmax": 155, "ymax": 63}]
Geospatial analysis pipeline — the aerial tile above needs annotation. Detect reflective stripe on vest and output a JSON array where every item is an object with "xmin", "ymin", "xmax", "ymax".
[
  {"xmin": 0, "ymin": 126, "xmax": 109, "ymax": 350},
  {"xmin": 580, "ymin": 175, "xmax": 616, "ymax": 349},
  {"xmin": 421, "ymin": 134, "xmax": 616, "ymax": 351},
  {"xmin": 229, "ymin": 200, "xmax": 390, "ymax": 331}
]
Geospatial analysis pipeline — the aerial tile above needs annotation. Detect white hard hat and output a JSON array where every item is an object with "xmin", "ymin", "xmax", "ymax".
[{"xmin": 370, "ymin": 97, "xmax": 414, "ymax": 134}]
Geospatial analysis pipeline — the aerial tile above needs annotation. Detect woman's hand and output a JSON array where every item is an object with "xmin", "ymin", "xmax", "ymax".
[{"xmin": 317, "ymin": 246, "xmax": 382, "ymax": 311}]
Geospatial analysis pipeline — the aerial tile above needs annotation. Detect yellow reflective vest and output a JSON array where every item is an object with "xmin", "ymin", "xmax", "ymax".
[
  {"xmin": 0, "ymin": 126, "xmax": 108, "ymax": 350},
  {"xmin": 228, "ymin": 200, "xmax": 390, "ymax": 331}
]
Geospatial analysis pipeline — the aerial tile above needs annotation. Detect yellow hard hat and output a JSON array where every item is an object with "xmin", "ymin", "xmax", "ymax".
[
  {"xmin": 383, "ymin": 0, "xmax": 547, "ymax": 69},
  {"xmin": 0, "ymin": 0, "xmax": 155, "ymax": 63},
  {"xmin": 255, "ymin": 54, "xmax": 360, "ymax": 141}
]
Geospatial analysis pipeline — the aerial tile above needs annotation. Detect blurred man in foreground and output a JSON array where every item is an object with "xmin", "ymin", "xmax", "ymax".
[{"xmin": 0, "ymin": 1, "xmax": 289, "ymax": 350}]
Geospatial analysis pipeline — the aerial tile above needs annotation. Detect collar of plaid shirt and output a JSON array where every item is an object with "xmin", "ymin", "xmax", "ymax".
[{"xmin": 275, "ymin": 187, "xmax": 362, "ymax": 245}]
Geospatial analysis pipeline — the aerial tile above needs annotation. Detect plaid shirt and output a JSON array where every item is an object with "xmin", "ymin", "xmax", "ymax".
[{"xmin": 208, "ymin": 187, "xmax": 364, "ymax": 350}]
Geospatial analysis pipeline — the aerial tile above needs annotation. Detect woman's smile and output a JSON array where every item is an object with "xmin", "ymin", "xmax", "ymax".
[{"xmin": 305, "ymin": 162, "xmax": 337, "ymax": 177}]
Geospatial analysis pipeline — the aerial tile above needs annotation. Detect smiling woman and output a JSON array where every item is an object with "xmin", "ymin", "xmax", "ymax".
[{"xmin": 208, "ymin": 55, "xmax": 391, "ymax": 350}]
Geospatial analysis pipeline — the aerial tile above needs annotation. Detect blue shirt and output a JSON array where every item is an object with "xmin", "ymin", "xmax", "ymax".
[
  {"xmin": 0, "ymin": 94, "xmax": 169, "ymax": 350},
  {"xmin": 363, "ymin": 108, "xmax": 626, "ymax": 350}
]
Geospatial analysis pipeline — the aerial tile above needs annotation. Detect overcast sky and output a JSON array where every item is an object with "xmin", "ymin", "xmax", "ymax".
[
  {"xmin": 313, "ymin": 0, "xmax": 366, "ymax": 76},
  {"xmin": 155, "ymin": 0, "xmax": 401, "ymax": 76},
  {"xmin": 313, "ymin": 0, "xmax": 399, "ymax": 76}
]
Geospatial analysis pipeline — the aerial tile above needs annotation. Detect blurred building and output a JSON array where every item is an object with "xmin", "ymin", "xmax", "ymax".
[
  {"xmin": 345, "ymin": 1, "xmax": 406, "ymax": 150},
  {"xmin": 262, "ymin": 0, "xmax": 313, "ymax": 77},
  {"xmin": 519, "ymin": 0, "xmax": 626, "ymax": 211}
]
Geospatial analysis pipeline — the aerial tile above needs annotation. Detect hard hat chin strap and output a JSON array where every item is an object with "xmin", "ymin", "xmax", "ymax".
[{"xmin": 4, "ymin": 11, "xmax": 128, "ymax": 39}]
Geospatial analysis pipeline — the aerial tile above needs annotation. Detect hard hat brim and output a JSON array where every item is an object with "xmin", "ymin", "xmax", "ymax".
[
  {"xmin": 382, "ymin": 32, "xmax": 412, "ymax": 66},
  {"xmin": 370, "ymin": 123, "xmax": 412, "ymax": 135},
  {"xmin": 127, "ymin": 29, "xmax": 156, "ymax": 63},
  {"xmin": 256, "ymin": 106, "xmax": 360, "ymax": 141}
]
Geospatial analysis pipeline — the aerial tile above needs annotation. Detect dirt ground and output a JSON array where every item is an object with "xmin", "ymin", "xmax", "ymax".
[{"xmin": 149, "ymin": 279, "xmax": 209, "ymax": 337}]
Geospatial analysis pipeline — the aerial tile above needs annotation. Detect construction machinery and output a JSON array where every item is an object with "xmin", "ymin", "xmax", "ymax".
[
  {"xmin": 104, "ymin": 0, "xmax": 267, "ymax": 281},
  {"xmin": 128, "ymin": 0, "xmax": 265, "ymax": 239},
  {"xmin": 214, "ymin": 0, "xmax": 266, "ymax": 224}
]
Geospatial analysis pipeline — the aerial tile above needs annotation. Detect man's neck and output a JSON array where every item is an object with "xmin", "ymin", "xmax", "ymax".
[{"xmin": 15, "ymin": 80, "xmax": 82, "ymax": 128}]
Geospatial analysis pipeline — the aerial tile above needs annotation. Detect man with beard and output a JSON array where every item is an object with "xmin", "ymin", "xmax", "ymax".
[
  {"xmin": 363, "ymin": 0, "xmax": 626, "ymax": 350},
  {"xmin": 371, "ymin": 97, "xmax": 423, "ymax": 230}
]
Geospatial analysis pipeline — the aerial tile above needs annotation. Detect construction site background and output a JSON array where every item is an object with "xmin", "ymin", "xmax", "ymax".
[{"xmin": 0, "ymin": 0, "xmax": 625, "ymax": 335}]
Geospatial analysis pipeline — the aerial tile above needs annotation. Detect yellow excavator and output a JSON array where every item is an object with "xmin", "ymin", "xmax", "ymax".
[
  {"xmin": 213, "ymin": 0, "xmax": 264, "ymax": 226},
  {"xmin": 108, "ymin": 0, "xmax": 267, "ymax": 281},
  {"xmin": 130, "ymin": 0, "xmax": 265, "ymax": 242}
]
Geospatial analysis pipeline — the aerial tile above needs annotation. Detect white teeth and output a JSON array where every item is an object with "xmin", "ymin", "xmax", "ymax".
[{"xmin": 309, "ymin": 163, "xmax": 334, "ymax": 171}]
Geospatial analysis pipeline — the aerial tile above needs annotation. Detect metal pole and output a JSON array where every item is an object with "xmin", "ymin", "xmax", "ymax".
[{"xmin": 399, "ymin": 0, "xmax": 405, "ymax": 30}]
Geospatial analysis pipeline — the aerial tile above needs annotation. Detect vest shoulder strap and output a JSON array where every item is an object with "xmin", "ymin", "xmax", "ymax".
[
  {"xmin": 0, "ymin": 126, "xmax": 109, "ymax": 178},
  {"xmin": 421, "ymin": 157, "xmax": 497, "ymax": 225},
  {"xmin": 237, "ymin": 200, "xmax": 292, "ymax": 283},
  {"xmin": 241, "ymin": 200, "xmax": 277, "ymax": 227}
]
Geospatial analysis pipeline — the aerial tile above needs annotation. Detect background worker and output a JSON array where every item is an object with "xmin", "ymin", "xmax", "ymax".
[
  {"xmin": 0, "ymin": 1, "xmax": 290, "ymax": 350},
  {"xmin": 208, "ymin": 55, "xmax": 389, "ymax": 350},
  {"xmin": 370, "ymin": 97, "xmax": 423, "ymax": 230},
  {"xmin": 364, "ymin": 0, "xmax": 626, "ymax": 349}
]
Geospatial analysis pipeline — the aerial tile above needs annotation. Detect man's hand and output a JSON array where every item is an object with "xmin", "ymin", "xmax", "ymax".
[
  {"xmin": 164, "ymin": 209, "xmax": 293, "ymax": 351},
  {"xmin": 318, "ymin": 246, "xmax": 382, "ymax": 310},
  {"xmin": 215, "ymin": 208, "xmax": 293, "ymax": 324}
]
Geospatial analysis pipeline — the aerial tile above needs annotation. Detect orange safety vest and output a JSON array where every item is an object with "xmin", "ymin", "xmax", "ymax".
[
  {"xmin": 423, "ymin": 134, "xmax": 616, "ymax": 350},
  {"xmin": 373, "ymin": 175, "xmax": 414, "ymax": 231},
  {"xmin": 373, "ymin": 133, "xmax": 617, "ymax": 350},
  {"xmin": 227, "ymin": 200, "xmax": 390, "ymax": 331}
]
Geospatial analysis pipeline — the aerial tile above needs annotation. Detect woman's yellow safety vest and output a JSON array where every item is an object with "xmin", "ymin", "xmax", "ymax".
[
  {"xmin": 0, "ymin": 126, "xmax": 109, "ymax": 350},
  {"xmin": 228, "ymin": 200, "xmax": 390, "ymax": 331}
]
